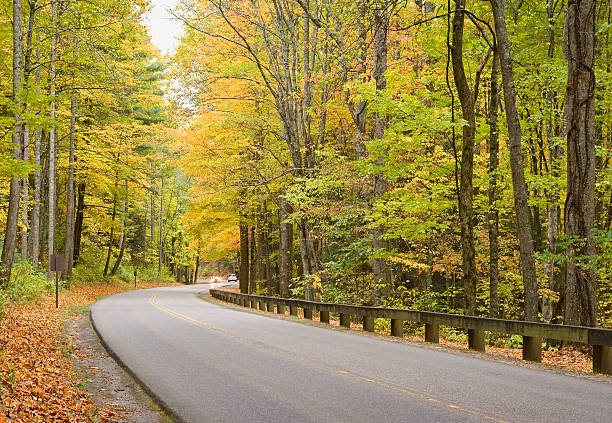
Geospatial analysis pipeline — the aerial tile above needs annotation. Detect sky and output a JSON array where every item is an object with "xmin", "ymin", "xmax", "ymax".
[{"xmin": 142, "ymin": 0, "xmax": 185, "ymax": 55}]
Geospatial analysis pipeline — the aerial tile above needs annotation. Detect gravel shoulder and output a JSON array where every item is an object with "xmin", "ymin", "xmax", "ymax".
[{"xmin": 66, "ymin": 310, "xmax": 173, "ymax": 423}]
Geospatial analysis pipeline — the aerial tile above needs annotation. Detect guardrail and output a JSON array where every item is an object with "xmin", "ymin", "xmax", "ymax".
[{"xmin": 210, "ymin": 289, "xmax": 612, "ymax": 375}]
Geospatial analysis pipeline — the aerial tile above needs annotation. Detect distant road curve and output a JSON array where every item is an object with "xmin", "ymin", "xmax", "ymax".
[{"xmin": 91, "ymin": 284, "xmax": 612, "ymax": 423}]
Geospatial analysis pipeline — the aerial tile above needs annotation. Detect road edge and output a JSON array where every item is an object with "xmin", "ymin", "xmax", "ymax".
[{"xmin": 89, "ymin": 303, "xmax": 186, "ymax": 423}]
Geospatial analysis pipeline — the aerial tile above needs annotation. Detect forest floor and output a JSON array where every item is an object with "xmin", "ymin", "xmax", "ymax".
[{"xmin": 0, "ymin": 280, "xmax": 180, "ymax": 422}]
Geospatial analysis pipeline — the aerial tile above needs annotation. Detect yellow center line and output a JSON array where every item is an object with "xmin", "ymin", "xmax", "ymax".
[{"xmin": 149, "ymin": 294, "xmax": 510, "ymax": 423}]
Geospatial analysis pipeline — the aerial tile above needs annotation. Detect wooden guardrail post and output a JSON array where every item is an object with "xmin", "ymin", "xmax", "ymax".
[
  {"xmin": 304, "ymin": 308, "xmax": 313, "ymax": 320},
  {"xmin": 425, "ymin": 323, "xmax": 439, "ymax": 343},
  {"xmin": 363, "ymin": 316, "xmax": 375, "ymax": 332},
  {"xmin": 290, "ymin": 306, "xmax": 298, "ymax": 316},
  {"xmin": 468, "ymin": 329, "xmax": 485, "ymax": 351},
  {"xmin": 391, "ymin": 319, "xmax": 403, "ymax": 337},
  {"xmin": 250, "ymin": 299, "xmax": 257, "ymax": 309},
  {"xmin": 593, "ymin": 345, "xmax": 612, "ymax": 375},
  {"xmin": 320, "ymin": 311, "xmax": 330, "ymax": 324},
  {"xmin": 340, "ymin": 313, "xmax": 351, "ymax": 328},
  {"xmin": 522, "ymin": 336, "xmax": 542, "ymax": 362},
  {"xmin": 276, "ymin": 304, "xmax": 285, "ymax": 315}
]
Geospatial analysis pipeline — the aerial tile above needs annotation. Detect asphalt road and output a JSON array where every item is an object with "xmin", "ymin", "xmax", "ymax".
[{"xmin": 91, "ymin": 284, "xmax": 612, "ymax": 423}]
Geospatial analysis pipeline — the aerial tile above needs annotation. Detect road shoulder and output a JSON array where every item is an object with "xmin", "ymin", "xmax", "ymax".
[{"xmin": 66, "ymin": 310, "xmax": 173, "ymax": 423}]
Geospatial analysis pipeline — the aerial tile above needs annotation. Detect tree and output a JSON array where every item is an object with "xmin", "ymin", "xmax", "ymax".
[{"xmin": 563, "ymin": 0, "xmax": 598, "ymax": 327}]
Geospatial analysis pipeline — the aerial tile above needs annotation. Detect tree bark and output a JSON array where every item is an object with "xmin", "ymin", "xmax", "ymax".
[
  {"xmin": 1, "ymin": 0, "xmax": 24, "ymax": 286},
  {"xmin": 73, "ymin": 183, "xmax": 85, "ymax": 265},
  {"xmin": 491, "ymin": 0, "xmax": 539, "ymax": 321},
  {"xmin": 30, "ymin": 37, "xmax": 42, "ymax": 268},
  {"xmin": 563, "ymin": 0, "xmax": 597, "ymax": 327},
  {"xmin": 47, "ymin": 0, "xmax": 57, "ymax": 280},
  {"xmin": 451, "ymin": 0, "xmax": 478, "ymax": 315},
  {"xmin": 542, "ymin": 0, "xmax": 563, "ymax": 322},
  {"xmin": 63, "ymin": 89, "xmax": 77, "ymax": 280},
  {"xmin": 103, "ymin": 190, "xmax": 117, "ymax": 277},
  {"xmin": 279, "ymin": 196, "xmax": 293, "ymax": 297},
  {"xmin": 110, "ymin": 182, "xmax": 128, "ymax": 276},
  {"xmin": 158, "ymin": 175, "xmax": 164, "ymax": 275},
  {"xmin": 239, "ymin": 216, "xmax": 249, "ymax": 293},
  {"xmin": 372, "ymin": 1, "xmax": 391, "ymax": 301},
  {"xmin": 249, "ymin": 225, "xmax": 257, "ymax": 293},
  {"xmin": 488, "ymin": 49, "xmax": 500, "ymax": 318}
]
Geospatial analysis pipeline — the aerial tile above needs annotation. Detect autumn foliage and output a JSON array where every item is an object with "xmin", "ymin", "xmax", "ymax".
[{"xmin": 0, "ymin": 281, "xmax": 178, "ymax": 422}]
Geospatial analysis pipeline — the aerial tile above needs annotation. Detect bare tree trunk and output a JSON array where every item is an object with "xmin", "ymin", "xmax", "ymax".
[
  {"xmin": 30, "ymin": 39, "xmax": 42, "ymax": 267},
  {"xmin": 249, "ymin": 225, "xmax": 257, "ymax": 293},
  {"xmin": 372, "ymin": 1, "xmax": 391, "ymax": 301},
  {"xmin": 194, "ymin": 254, "xmax": 200, "ymax": 283},
  {"xmin": 47, "ymin": 0, "xmax": 57, "ymax": 280},
  {"xmin": 63, "ymin": 89, "xmax": 76, "ymax": 280},
  {"xmin": 263, "ymin": 201, "xmax": 271, "ymax": 294},
  {"xmin": 256, "ymin": 205, "xmax": 266, "ymax": 293},
  {"xmin": 110, "ymin": 182, "xmax": 128, "ymax": 276},
  {"xmin": 20, "ymin": 0, "xmax": 37, "ymax": 263},
  {"xmin": 279, "ymin": 196, "xmax": 293, "ymax": 297},
  {"xmin": 73, "ymin": 183, "xmax": 85, "ymax": 265},
  {"xmin": 451, "ymin": 0, "xmax": 478, "ymax": 315},
  {"xmin": 488, "ymin": 49, "xmax": 500, "ymax": 318},
  {"xmin": 564, "ymin": 0, "xmax": 597, "ymax": 327},
  {"xmin": 103, "ymin": 191, "xmax": 117, "ymax": 277},
  {"xmin": 542, "ymin": 0, "xmax": 563, "ymax": 322},
  {"xmin": 1, "ymin": 0, "xmax": 24, "ymax": 286},
  {"xmin": 491, "ymin": 0, "xmax": 539, "ymax": 321},
  {"xmin": 158, "ymin": 175, "xmax": 164, "ymax": 275},
  {"xmin": 239, "ymin": 216, "xmax": 249, "ymax": 293}
]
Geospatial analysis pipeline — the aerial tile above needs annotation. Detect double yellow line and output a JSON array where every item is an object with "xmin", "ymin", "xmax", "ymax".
[{"xmin": 149, "ymin": 294, "xmax": 509, "ymax": 423}]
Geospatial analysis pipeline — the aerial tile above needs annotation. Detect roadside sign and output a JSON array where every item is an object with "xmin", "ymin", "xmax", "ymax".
[
  {"xmin": 50, "ymin": 254, "xmax": 64, "ymax": 308},
  {"xmin": 50, "ymin": 254, "xmax": 65, "ymax": 272}
]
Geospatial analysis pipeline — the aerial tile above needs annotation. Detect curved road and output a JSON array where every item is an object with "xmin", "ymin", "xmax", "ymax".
[{"xmin": 91, "ymin": 284, "xmax": 612, "ymax": 423}]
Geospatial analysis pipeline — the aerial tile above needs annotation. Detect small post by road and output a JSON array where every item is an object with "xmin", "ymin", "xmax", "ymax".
[
  {"xmin": 50, "ymin": 254, "xmax": 64, "ymax": 309},
  {"xmin": 134, "ymin": 269, "xmax": 137, "ymax": 288}
]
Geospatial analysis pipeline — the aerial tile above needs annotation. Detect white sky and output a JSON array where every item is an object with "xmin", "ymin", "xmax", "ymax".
[{"xmin": 142, "ymin": 0, "xmax": 185, "ymax": 55}]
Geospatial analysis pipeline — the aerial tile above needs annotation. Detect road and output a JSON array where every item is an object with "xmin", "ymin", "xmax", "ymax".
[{"xmin": 91, "ymin": 284, "xmax": 612, "ymax": 423}]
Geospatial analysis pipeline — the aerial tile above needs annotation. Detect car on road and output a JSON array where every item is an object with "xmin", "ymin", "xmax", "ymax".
[{"xmin": 227, "ymin": 274, "xmax": 238, "ymax": 283}]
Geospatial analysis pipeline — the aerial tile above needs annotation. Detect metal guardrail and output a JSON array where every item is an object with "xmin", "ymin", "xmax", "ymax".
[{"xmin": 210, "ymin": 289, "xmax": 612, "ymax": 375}]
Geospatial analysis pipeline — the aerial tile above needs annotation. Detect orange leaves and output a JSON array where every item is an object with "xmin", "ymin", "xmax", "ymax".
[{"xmin": 0, "ymin": 281, "xmax": 178, "ymax": 422}]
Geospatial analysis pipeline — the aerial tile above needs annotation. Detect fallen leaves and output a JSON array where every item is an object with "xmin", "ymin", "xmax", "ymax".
[{"xmin": 0, "ymin": 281, "xmax": 179, "ymax": 422}]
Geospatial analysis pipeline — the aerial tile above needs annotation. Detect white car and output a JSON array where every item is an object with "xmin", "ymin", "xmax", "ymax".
[{"xmin": 227, "ymin": 274, "xmax": 238, "ymax": 283}]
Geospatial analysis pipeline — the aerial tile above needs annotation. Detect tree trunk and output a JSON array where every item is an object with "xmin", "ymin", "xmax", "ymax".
[
  {"xmin": 491, "ymin": 0, "xmax": 539, "ymax": 321},
  {"xmin": 372, "ymin": 1, "xmax": 391, "ymax": 301},
  {"xmin": 1, "ymin": 0, "xmax": 24, "ymax": 286},
  {"xmin": 63, "ymin": 89, "xmax": 76, "ymax": 280},
  {"xmin": 20, "ymin": 0, "xmax": 37, "ymax": 263},
  {"xmin": 239, "ymin": 217, "xmax": 249, "ymax": 293},
  {"xmin": 158, "ymin": 175, "xmax": 164, "ymax": 275},
  {"xmin": 542, "ymin": 0, "xmax": 563, "ymax": 322},
  {"xmin": 110, "ymin": 183, "xmax": 128, "ymax": 276},
  {"xmin": 73, "ymin": 183, "xmax": 85, "ymax": 265},
  {"xmin": 103, "ymin": 190, "xmax": 117, "ymax": 277},
  {"xmin": 563, "ymin": 0, "xmax": 597, "ymax": 327},
  {"xmin": 30, "ymin": 38, "xmax": 42, "ymax": 268},
  {"xmin": 263, "ymin": 201, "xmax": 271, "ymax": 294},
  {"xmin": 194, "ymin": 255, "xmax": 200, "ymax": 283},
  {"xmin": 256, "ymin": 206, "xmax": 267, "ymax": 292},
  {"xmin": 488, "ymin": 49, "xmax": 500, "ymax": 318},
  {"xmin": 249, "ymin": 226, "xmax": 257, "ymax": 293},
  {"xmin": 451, "ymin": 0, "xmax": 478, "ymax": 315},
  {"xmin": 279, "ymin": 197, "xmax": 293, "ymax": 297},
  {"xmin": 47, "ymin": 0, "xmax": 57, "ymax": 280}
]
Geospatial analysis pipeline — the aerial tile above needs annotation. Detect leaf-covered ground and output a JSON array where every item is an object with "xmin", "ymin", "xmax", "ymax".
[{"xmin": 0, "ymin": 281, "xmax": 179, "ymax": 422}]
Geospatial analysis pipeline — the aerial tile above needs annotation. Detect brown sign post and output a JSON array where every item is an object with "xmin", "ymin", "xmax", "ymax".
[{"xmin": 50, "ymin": 254, "xmax": 64, "ymax": 308}]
